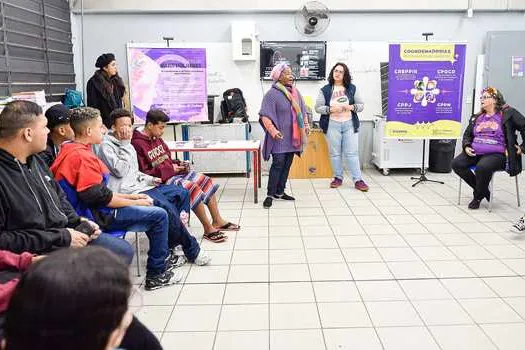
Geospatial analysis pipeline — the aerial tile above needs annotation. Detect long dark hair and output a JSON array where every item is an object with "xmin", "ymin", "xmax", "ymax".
[
  {"xmin": 4, "ymin": 247, "xmax": 132, "ymax": 350},
  {"xmin": 328, "ymin": 62, "xmax": 352, "ymax": 88}
]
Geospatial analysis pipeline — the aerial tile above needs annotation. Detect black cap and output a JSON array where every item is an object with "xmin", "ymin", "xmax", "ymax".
[
  {"xmin": 95, "ymin": 53, "xmax": 116, "ymax": 69},
  {"xmin": 45, "ymin": 104, "xmax": 70, "ymax": 130}
]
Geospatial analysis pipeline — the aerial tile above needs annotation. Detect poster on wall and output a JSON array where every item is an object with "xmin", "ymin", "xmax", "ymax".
[
  {"xmin": 127, "ymin": 45, "xmax": 207, "ymax": 123},
  {"xmin": 386, "ymin": 43, "xmax": 466, "ymax": 139}
]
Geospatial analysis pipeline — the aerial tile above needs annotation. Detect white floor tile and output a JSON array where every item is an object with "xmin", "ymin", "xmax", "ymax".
[
  {"xmin": 441, "ymin": 278, "xmax": 497, "ymax": 299},
  {"xmin": 310, "ymin": 262, "xmax": 352, "ymax": 281},
  {"xmin": 348, "ymin": 262, "xmax": 394, "ymax": 280},
  {"xmin": 270, "ymin": 282, "xmax": 315, "ymax": 303},
  {"xmin": 269, "ymin": 249, "xmax": 307, "ymax": 264},
  {"xmin": 227, "ymin": 264, "xmax": 268, "ymax": 283},
  {"xmin": 399, "ymin": 279, "xmax": 453, "ymax": 300},
  {"xmin": 270, "ymin": 303, "xmax": 320, "ymax": 329},
  {"xmin": 318, "ymin": 302, "xmax": 372, "ymax": 328},
  {"xmin": 214, "ymin": 330, "xmax": 269, "ymax": 350},
  {"xmin": 429, "ymin": 325, "xmax": 497, "ymax": 350},
  {"xmin": 366, "ymin": 300, "xmax": 423, "ymax": 326},
  {"xmin": 305, "ymin": 248, "xmax": 345, "ymax": 263},
  {"xmin": 161, "ymin": 332, "xmax": 215, "ymax": 350},
  {"xmin": 223, "ymin": 283, "xmax": 268, "ymax": 304},
  {"xmin": 129, "ymin": 284, "xmax": 182, "ymax": 306},
  {"xmin": 484, "ymin": 277, "xmax": 525, "ymax": 297},
  {"xmin": 324, "ymin": 328, "xmax": 383, "ymax": 350},
  {"xmin": 376, "ymin": 326, "xmax": 440, "ymax": 350},
  {"xmin": 218, "ymin": 304, "xmax": 268, "ymax": 331},
  {"xmin": 356, "ymin": 280, "xmax": 406, "ymax": 301},
  {"xmin": 231, "ymin": 250, "xmax": 268, "ymax": 265},
  {"xmin": 342, "ymin": 247, "xmax": 383, "ymax": 263},
  {"xmin": 387, "ymin": 261, "xmax": 435, "ymax": 279},
  {"xmin": 426, "ymin": 260, "xmax": 477, "ymax": 278},
  {"xmin": 413, "ymin": 299, "xmax": 474, "ymax": 325},
  {"xmin": 482, "ymin": 323, "xmax": 525, "ymax": 350},
  {"xmin": 133, "ymin": 305, "xmax": 173, "ymax": 332},
  {"xmin": 270, "ymin": 264, "xmax": 310, "ymax": 282},
  {"xmin": 312, "ymin": 281, "xmax": 361, "ymax": 302},
  {"xmin": 177, "ymin": 283, "xmax": 225, "ymax": 305},
  {"xmin": 166, "ymin": 304, "xmax": 221, "ymax": 331},
  {"xmin": 270, "ymin": 329, "xmax": 325, "ymax": 350},
  {"xmin": 459, "ymin": 298, "xmax": 523, "ymax": 323}
]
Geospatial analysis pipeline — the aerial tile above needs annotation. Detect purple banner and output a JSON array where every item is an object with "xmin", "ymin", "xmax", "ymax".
[
  {"xmin": 386, "ymin": 43, "xmax": 466, "ymax": 138},
  {"xmin": 128, "ymin": 47, "xmax": 207, "ymax": 123}
]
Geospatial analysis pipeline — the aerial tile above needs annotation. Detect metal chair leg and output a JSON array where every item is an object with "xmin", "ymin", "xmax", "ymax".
[
  {"xmin": 135, "ymin": 232, "xmax": 141, "ymax": 277},
  {"xmin": 458, "ymin": 178, "xmax": 462, "ymax": 205},
  {"xmin": 489, "ymin": 177, "xmax": 494, "ymax": 213},
  {"xmin": 516, "ymin": 175, "xmax": 521, "ymax": 207}
]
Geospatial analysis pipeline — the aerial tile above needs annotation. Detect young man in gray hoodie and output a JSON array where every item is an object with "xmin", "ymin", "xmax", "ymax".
[{"xmin": 97, "ymin": 109, "xmax": 210, "ymax": 267}]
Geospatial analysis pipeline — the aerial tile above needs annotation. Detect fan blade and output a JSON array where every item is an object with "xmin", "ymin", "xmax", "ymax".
[
  {"xmin": 304, "ymin": 25, "xmax": 315, "ymax": 35},
  {"xmin": 301, "ymin": 5, "xmax": 310, "ymax": 17}
]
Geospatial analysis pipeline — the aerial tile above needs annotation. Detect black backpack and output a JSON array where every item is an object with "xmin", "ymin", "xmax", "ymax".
[{"xmin": 220, "ymin": 88, "xmax": 249, "ymax": 124}]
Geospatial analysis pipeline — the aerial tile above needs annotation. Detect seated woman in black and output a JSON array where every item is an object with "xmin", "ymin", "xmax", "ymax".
[{"xmin": 452, "ymin": 87, "xmax": 525, "ymax": 209}]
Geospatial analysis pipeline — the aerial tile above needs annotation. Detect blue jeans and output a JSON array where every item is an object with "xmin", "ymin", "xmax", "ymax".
[
  {"xmin": 143, "ymin": 185, "xmax": 200, "ymax": 262},
  {"xmin": 106, "ymin": 206, "xmax": 169, "ymax": 277},
  {"xmin": 267, "ymin": 152, "xmax": 295, "ymax": 197},
  {"xmin": 326, "ymin": 119, "xmax": 362, "ymax": 182},
  {"xmin": 89, "ymin": 233, "xmax": 134, "ymax": 265}
]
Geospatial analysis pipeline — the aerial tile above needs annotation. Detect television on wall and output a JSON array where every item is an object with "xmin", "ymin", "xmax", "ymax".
[{"xmin": 260, "ymin": 41, "xmax": 327, "ymax": 81}]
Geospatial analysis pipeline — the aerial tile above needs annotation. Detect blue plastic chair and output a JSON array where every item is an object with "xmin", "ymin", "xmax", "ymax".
[{"xmin": 458, "ymin": 165, "xmax": 520, "ymax": 212}]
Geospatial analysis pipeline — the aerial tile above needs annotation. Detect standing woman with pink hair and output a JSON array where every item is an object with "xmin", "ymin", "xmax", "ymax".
[{"xmin": 259, "ymin": 63, "xmax": 310, "ymax": 209}]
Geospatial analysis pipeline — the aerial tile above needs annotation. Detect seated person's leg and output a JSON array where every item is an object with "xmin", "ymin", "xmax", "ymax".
[
  {"xmin": 474, "ymin": 153, "xmax": 506, "ymax": 200},
  {"xmin": 90, "ymin": 233, "xmax": 134, "ymax": 265},
  {"xmin": 143, "ymin": 187, "xmax": 203, "ymax": 263},
  {"xmin": 451, "ymin": 152, "xmax": 478, "ymax": 190},
  {"xmin": 106, "ymin": 206, "xmax": 169, "ymax": 277}
]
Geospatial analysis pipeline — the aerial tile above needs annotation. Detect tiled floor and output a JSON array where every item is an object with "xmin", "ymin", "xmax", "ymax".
[{"xmin": 129, "ymin": 169, "xmax": 525, "ymax": 349}]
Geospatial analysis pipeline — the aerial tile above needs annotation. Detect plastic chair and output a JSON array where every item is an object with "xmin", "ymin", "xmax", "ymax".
[{"xmin": 457, "ymin": 165, "xmax": 520, "ymax": 212}]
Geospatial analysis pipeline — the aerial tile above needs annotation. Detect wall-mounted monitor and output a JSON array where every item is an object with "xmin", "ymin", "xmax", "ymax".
[{"xmin": 260, "ymin": 41, "xmax": 326, "ymax": 81}]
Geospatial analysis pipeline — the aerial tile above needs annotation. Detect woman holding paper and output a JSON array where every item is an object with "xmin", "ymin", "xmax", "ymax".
[
  {"xmin": 315, "ymin": 62, "xmax": 368, "ymax": 191},
  {"xmin": 259, "ymin": 63, "xmax": 310, "ymax": 209},
  {"xmin": 452, "ymin": 87, "xmax": 525, "ymax": 209}
]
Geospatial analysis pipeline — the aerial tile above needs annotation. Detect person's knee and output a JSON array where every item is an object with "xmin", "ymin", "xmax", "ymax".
[
  {"xmin": 475, "ymin": 164, "xmax": 494, "ymax": 177},
  {"xmin": 451, "ymin": 156, "xmax": 464, "ymax": 172}
]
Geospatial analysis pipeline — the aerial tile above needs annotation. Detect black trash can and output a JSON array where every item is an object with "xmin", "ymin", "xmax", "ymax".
[
  {"xmin": 202, "ymin": 95, "xmax": 217, "ymax": 124},
  {"xmin": 429, "ymin": 139, "xmax": 457, "ymax": 173}
]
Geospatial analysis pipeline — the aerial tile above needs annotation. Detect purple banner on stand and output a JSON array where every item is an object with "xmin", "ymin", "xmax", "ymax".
[
  {"xmin": 386, "ymin": 43, "xmax": 466, "ymax": 138},
  {"xmin": 128, "ymin": 47, "xmax": 207, "ymax": 123}
]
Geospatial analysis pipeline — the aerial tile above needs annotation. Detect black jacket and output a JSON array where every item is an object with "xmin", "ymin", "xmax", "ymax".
[
  {"xmin": 38, "ymin": 138, "xmax": 58, "ymax": 168},
  {"xmin": 86, "ymin": 70, "xmax": 125, "ymax": 128},
  {"xmin": 462, "ymin": 106, "xmax": 525, "ymax": 176},
  {"xmin": 0, "ymin": 149, "xmax": 80, "ymax": 254}
]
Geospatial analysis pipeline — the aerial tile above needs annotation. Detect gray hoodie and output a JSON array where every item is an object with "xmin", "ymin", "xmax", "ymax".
[{"xmin": 98, "ymin": 132, "xmax": 156, "ymax": 194}]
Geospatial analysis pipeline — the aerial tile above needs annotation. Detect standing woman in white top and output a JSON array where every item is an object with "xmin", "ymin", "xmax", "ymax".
[{"xmin": 315, "ymin": 62, "xmax": 369, "ymax": 191}]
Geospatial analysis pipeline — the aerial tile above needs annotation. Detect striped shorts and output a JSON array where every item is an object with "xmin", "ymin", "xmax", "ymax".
[{"xmin": 166, "ymin": 171, "xmax": 220, "ymax": 210}]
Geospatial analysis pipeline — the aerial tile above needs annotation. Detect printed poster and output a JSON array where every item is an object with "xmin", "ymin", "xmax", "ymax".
[
  {"xmin": 512, "ymin": 56, "xmax": 524, "ymax": 77},
  {"xmin": 127, "ymin": 46, "xmax": 207, "ymax": 123},
  {"xmin": 386, "ymin": 43, "xmax": 466, "ymax": 138}
]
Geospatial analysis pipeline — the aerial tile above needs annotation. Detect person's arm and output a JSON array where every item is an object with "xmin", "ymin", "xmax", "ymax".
[
  {"xmin": 352, "ymin": 88, "xmax": 365, "ymax": 113},
  {"xmin": 86, "ymin": 79, "xmax": 99, "ymax": 109},
  {"xmin": 462, "ymin": 115, "xmax": 476, "ymax": 151},
  {"xmin": 0, "ymin": 278, "xmax": 20, "ymax": 313},
  {"xmin": 132, "ymin": 141, "xmax": 157, "ymax": 177},
  {"xmin": 98, "ymin": 142, "xmax": 133, "ymax": 178},
  {"xmin": 314, "ymin": 90, "xmax": 329, "ymax": 115},
  {"xmin": 0, "ymin": 251, "xmax": 33, "ymax": 271},
  {"xmin": 260, "ymin": 117, "xmax": 279, "ymax": 138},
  {"xmin": 510, "ymin": 108, "xmax": 525, "ymax": 153}
]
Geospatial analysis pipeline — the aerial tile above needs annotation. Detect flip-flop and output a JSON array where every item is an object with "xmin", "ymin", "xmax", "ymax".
[
  {"xmin": 203, "ymin": 231, "xmax": 227, "ymax": 243},
  {"xmin": 217, "ymin": 222, "xmax": 241, "ymax": 231}
]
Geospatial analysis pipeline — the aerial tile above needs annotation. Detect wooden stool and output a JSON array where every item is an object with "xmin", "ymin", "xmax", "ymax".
[{"xmin": 289, "ymin": 129, "xmax": 333, "ymax": 179}]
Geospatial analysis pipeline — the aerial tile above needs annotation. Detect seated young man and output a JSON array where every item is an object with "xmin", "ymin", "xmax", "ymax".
[
  {"xmin": 98, "ymin": 109, "xmax": 210, "ymax": 265},
  {"xmin": 39, "ymin": 103, "xmax": 75, "ymax": 167},
  {"xmin": 0, "ymin": 100, "xmax": 132, "ymax": 263},
  {"xmin": 50, "ymin": 107, "xmax": 182, "ymax": 291},
  {"xmin": 132, "ymin": 109, "xmax": 240, "ymax": 243}
]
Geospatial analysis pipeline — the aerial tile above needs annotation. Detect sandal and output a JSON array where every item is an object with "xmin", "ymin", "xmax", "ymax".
[
  {"xmin": 203, "ymin": 231, "xmax": 227, "ymax": 243},
  {"xmin": 217, "ymin": 222, "xmax": 241, "ymax": 231}
]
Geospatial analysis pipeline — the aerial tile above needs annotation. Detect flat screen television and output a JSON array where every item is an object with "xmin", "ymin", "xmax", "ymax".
[{"xmin": 260, "ymin": 41, "xmax": 326, "ymax": 81}]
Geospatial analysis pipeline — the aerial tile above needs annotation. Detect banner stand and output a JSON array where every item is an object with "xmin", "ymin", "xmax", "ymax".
[{"xmin": 410, "ymin": 139, "xmax": 444, "ymax": 187}]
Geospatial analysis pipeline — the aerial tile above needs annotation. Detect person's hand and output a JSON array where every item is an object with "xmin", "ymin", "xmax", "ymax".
[
  {"xmin": 153, "ymin": 177, "xmax": 163, "ymax": 185},
  {"xmin": 31, "ymin": 255, "xmax": 46, "ymax": 264},
  {"xmin": 129, "ymin": 193, "xmax": 148, "ymax": 200},
  {"xmin": 465, "ymin": 146, "xmax": 476, "ymax": 157},
  {"xmin": 305, "ymin": 126, "xmax": 311, "ymax": 136},
  {"xmin": 83, "ymin": 220, "xmax": 101, "ymax": 241},
  {"xmin": 67, "ymin": 229, "xmax": 89, "ymax": 248},
  {"xmin": 134, "ymin": 195, "xmax": 154, "ymax": 206},
  {"xmin": 344, "ymin": 105, "xmax": 355, "ymax": 112},
  {"xmin": 117, "ymin": 126, "xmax": 132, "ymax": 141},
  {"xmin": 173, "ymin": 164, "xmax": 187, "ymax": 174},
  {"xmin": 330, "ymin": 105, "xmax": 343, "ymax": 114},
  {"xmin": 516, "ymin": 145, "xmax": 522, "ymax": 155},
  {"xmin": 273, "ymin": 131, "xmax": 284, "ymax": 140}
]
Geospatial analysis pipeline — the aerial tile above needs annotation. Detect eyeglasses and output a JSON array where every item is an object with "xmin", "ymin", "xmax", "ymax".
[
  {"xmin": 334, "ymin": 69, "xmax": 345, "ymax": 74},
  {"xmin": 480, "ymin": 95, "xmax": 493, "ymax": 100}
]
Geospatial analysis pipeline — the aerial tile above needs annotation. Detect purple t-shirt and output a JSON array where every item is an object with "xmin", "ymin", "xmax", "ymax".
[{"xmin": 471, "ymin": 113, "xmax": 505, "ymax": 155}]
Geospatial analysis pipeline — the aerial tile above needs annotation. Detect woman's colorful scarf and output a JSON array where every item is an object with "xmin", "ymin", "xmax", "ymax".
[{"xmin": 274, "ymin": 81, "xmax": 304, "ymax": 148}]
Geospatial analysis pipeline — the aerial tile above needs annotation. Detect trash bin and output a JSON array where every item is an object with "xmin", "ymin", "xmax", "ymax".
[
  {"xmin": 429, "ymin": 139, "xmax": 457, "ymax": 173},
  {"xmin": 202, "ymin": 95, "xmax": 216, "ymax": 124}
]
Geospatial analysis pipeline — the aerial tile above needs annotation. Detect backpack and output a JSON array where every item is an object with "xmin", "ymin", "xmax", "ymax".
[
  {"xmin": 220, "ymin": 88, "xmax": 249, "ymax": 124},
  {"xmin": 62, "ymin": 88, "xmax": 85, "ymax": 109}
]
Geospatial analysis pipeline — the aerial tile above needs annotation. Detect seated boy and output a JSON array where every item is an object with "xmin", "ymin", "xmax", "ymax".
[
  {"xmin": 132, "ymin": 109, "xmax": 240, "ymax": 243},
  {"xmin": 98, "ymin": 108, "xmax": 210, "ymax": 266},
  {"xmin": 39, "ymin": 103, "xmax": 75, "ymax": 167},
  {"xmin": 50, "ymin": 107, "xmax": 181, "ymax": 291}
]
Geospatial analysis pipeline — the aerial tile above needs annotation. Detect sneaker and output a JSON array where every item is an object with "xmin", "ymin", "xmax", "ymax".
[
  {"xmin": 330, "ymin": 178, "xmax": 343, "ymax": 188},
  {"xmin": 166, "ymin": 249, "xmax": 187, "ymax": 271},
  {"xmin": 194, "ymin": 248, "xmax": 211, "ymax": 266},
  {"xmin": 263, "ymin": 196, "xmax": 273, "ymax": 209},
  {"xmin": 468, "ymin": 198, "xmax": 481, "ymax": 209},
  {"xmin": 511, "ymin": 217, "xmax": 525, "ymax": 233},
  {"xmin": 354, "ymin": 180, "xmax": 369, "ymax": 192},
  {"xmin": 144, "ymin": 270, "xmax": 182, "ymax": 291},
  {"xmin": 274, "ymin": 193, "xmax": 295, "ymax": 201}
]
